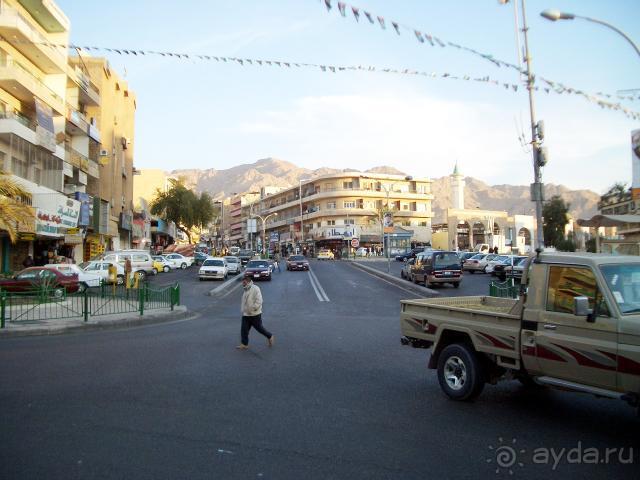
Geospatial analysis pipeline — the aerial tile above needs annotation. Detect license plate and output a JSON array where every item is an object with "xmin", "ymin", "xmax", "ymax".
[
  {"xmin": 444, "ymin": 271, "xmax": 452, "ymax": 276},
  {"xmin": 254, "ymin": 274, "xmax": 260, "ymax": 278}
]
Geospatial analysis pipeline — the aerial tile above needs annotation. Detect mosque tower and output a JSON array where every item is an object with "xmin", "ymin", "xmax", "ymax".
[{"xmin": 450, "ymin": 162, "xmax": 465, "ymax": 210}]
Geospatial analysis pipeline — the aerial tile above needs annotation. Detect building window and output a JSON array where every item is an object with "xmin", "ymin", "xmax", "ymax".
[
  {"xmin": 343, "ymin": 181, "xmax": 353, "ymax": 189},
  {"xmin": 317, "ymin": 222, "xmax": 321, "ymax": 228},
  {"xmin": 401, "ymin": 221, "xmax": 411, "ymax": 226},
  {"xmin": 401, "ymin": 203, "xmax": 409, "ymax": 210},
  {"xmin": 327, "ymin": 220, "xmax": 335, "ymax": 226},
  {"xmin": 343, "ymin": 201, "xmax": 355, "ymax": 209},
  {"xmin": 344, "ymin": 219, "xmax": 355, "ymax": 225},
  {"xmin": 327, "ymin": 202, "xmax": 336, "ymax": 209},
  {"xmin": 417, "ymin": 221, "xmax": 427, "ymax": 227}
]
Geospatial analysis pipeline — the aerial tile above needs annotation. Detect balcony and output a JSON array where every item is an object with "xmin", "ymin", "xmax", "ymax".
[
  {"xmin": 0, "ymin": 6, "xmax": 67, "ymax": 73},
  {"xmin": 17, "ymin": 0, "xmax": 70, "ymax": 33},
  {"xmin": 0, "ymin": 57, "xmax": 64, "ymax": 113},
  {"xmin": 65, "ymin": 104, "xmax": 89, "ymax": 135},
  {"xmin": 64, "ymin": 145, "xmax": 89, "ymax": 173},
  {"xmin": 68, "ymin": 66, "xmax": 100, "ymax": 106}
]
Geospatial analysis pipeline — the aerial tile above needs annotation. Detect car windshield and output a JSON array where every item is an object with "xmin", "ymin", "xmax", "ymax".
[
  {"xmin": 239, "ymin": 250, "xmax": 253, "ymax": 256},
  {"xmin": 471, "ymin": 254, "xmax": 485, "ymax": 260},
  {"xmin": 79, "ymin": 262, "xmax": 90, "ymax": 269},
  {"xmin": 224, "ymin": 257, "xmax": 239, "ymax": 263},
  {"xmin": 493, "ymin": 256, "xmax": 509, "ymax": 263},
  {"xmin": 203, "ymin": 260, "xmax": 224, "ymax": 267},
  {"xmin": 16, "ymin": 271, "xmax": 39, "ymax": 280},
  {"xmin": 247, "ymin": 261, "xmax": 268, "ymax": 268},
  {"xmin": 600, "ymin": 264, "xmax": 640, "ymax": 314},
  {"xmin": 289, "ymin": 256, "xmax": 305, "ymax": 261},
  {"xmin": 434, "ymin": 253, "xmax": 460, "ymax": 268}
]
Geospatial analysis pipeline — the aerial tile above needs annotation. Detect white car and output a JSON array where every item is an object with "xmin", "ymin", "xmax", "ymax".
[
  {"xmin": 355, "ymin": 247, "xmax": 368, "ymax": 257},
  {"xmin": 462, "ymin": 253, "xmax": 492, "ymax": 273},
  {"xmin": 79, "ymin": 261, "xmax": 126, "ymax": 285},
  {"xmin": 486, "ymin": 255, "xmax": 513, "ymax": 274},
  {"xmin": 223, "ymin": 256, "xmax": 242, "ymax": 274},
  {"xmin": 48, "ymin": 263, "xmax": 102, "ymax": 288},
  {"xmin": 199, "ymin": 257, "xmax": 228, "ymax": 281},
  {"xmin": 163, "ymin": 253, "xmax": 194, "ymax": 269}
]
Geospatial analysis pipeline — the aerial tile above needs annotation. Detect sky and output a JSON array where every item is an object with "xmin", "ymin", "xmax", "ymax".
[{"xmin": 56, "ymin": 0, "xmax": 639, "ymax": 194}]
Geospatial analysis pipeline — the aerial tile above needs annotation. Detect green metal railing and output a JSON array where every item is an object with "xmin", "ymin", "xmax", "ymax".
[
  {"xmin": 489, "ymin": 278, "xmax": 520, "ymax": 299},
  {"xmin": 0, "ymin": 282, "xmax": 181, "ymax": 328}
]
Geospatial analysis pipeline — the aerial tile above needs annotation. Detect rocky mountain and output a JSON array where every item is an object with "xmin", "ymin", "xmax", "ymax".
[{"xmin": 169, "ymin": 157, "xmax": 599, "ymax": 222}]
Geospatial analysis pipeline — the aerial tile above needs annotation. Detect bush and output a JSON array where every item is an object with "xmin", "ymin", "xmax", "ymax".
[
  {"xmin": 585, "ymin": 238, "xmax": 597, "ymax": 253},
  {"xmin": 556, "ymin": 238, "xmax": 576, "ymax": 252}
]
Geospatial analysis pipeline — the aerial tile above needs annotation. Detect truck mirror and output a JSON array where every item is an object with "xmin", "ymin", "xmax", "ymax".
[{"xmin": 573, "ymin": 296, "xmax": 594, "ymax": 319}]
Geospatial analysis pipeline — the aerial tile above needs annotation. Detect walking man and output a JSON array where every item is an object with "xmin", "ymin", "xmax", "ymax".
[{"xmin": 237, "ymin": 277, "xmax": 274, "ymax": 350}]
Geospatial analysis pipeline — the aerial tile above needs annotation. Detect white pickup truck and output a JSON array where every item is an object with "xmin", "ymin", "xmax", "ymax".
[{"xmin": 400, "ymin": 252, "xmax": 640, "ymax": 412}]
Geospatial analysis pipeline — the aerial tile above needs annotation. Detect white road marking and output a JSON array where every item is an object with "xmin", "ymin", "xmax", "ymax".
[
  {"xmin": 208, "ymin": 275, "xmax": 241, "ymax": 296},
  {"xmin": 218, "ymin": 280, "xmax": 243, "ymax": 299},
  {"xmin": 308, "ymin": 268, "xmax": 330, "ymax": 302},
  {"xmin": 307, "ymin": 270, "xmax": 325, "ymax": 302}
]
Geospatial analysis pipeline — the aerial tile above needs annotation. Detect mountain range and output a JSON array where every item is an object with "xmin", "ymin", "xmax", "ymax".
[{"xmin": 168, "ymin": 158, "xmax": 600, "ymax": 223}]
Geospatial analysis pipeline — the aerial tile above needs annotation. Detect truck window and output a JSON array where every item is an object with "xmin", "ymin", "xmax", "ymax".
[
  {"xmin": 546, "ymin": 266, "xmax": 609, "ymax": 317},
  {"xmin": 600, "ymin": 264, "xmax": 640, "ymax": 315}
]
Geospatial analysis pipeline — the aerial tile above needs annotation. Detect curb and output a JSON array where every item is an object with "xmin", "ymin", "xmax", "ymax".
[
  {"xmin": 347, "ymin": 260, "xmax": 440, "ymax": 297},
  {"xmin": 208, "ymin": 274, "xmax": 243, "ymax": 296},
  {"xmin": 0, "ymin": 306, "xmax": 197, "ymax": 338}
]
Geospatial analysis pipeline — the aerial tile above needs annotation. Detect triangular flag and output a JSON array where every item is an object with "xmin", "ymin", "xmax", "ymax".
[
  {"xmin": 329, "ymin": 66, "xmax": 336, "ymax": 72},
  {"xmin": 377, "ymin": 16, "xmax": 385, "ymax": 29},
  {"xmin": 414, "ymin": 31, "xmax": 424, "ymax": 43},
  {"xmin": 324, "ymin": 0, "xmax": 332, "ymax": 12},
  {"xmin": 392, "ymin": 22, "xmax": 400, "ymax": 34},
  {"xmin": 364, "ymin": 11, "xmax": 374, "ymax": 24},
  {"xmin": 351, "ymin": 6, "xmax": 359, "ymax": 21},
  {"xmin": 338, "ymin": 2, "xmax": 346, "ymax": 17}
]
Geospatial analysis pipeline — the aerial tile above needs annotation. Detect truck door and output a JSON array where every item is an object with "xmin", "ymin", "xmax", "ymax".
[{"xmin": 535, "ymin": 265, "xmax": 617, "ymax": 390}]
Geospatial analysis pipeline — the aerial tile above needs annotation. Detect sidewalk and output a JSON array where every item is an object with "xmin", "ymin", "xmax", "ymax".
[{"xmin": 0, "ymin": 305, "xmax": 194, "ymax": 338}]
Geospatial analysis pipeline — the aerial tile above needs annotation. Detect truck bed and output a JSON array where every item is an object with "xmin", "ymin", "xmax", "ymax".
[{"xmin": 400, "ymin": 296, "xmax": 523, "ymax": 361}]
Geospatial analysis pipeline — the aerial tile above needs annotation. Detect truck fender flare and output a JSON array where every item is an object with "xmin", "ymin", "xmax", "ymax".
[{"xmin": 428, "ymin": 327, "xmax": 480, "ymax": 369}]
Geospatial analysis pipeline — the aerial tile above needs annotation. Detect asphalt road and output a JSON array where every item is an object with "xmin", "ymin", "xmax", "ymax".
[{"xmin": 1, "ymin": 261, "xmax": 637, "ymax": 479}]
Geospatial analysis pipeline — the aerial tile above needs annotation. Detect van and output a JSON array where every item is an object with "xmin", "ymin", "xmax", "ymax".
[
  {"xmin": 101, "ymin": 250, "xmax": 155, "ymax": 280},
  {"xmin": 410, "ymin": 250, "xmax": 462, "ymax": 288}
]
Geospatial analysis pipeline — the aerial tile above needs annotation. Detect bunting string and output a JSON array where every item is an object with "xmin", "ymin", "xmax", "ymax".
[
  {"xmin": 320, "ymin": 0, "xmax": 640, "ymax": 105},
  {"xmin": 0, "ymin": 35, "xmax": 637, "ymax": 120}
]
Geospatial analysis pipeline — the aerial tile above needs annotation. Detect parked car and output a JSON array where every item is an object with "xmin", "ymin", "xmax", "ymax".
[
  {"xmin": 152, "ymin": 255, "xmax": 172, "ymax": 273},
  {"xmin": 395, "ymin": 247, "xmax": 425, "ymax": 262},
  {"xmin": 458, "ymin": 251, "xmax": 477, "ymax": 267},
  {"xmin": 485, "ymin": 255, "xmax": 512, "ymax": 275},
  {"xmin": 400, "ymin": 258, "xmax": 416, "ymax": 280},
  {"xmin": 0, "ymin": 267, "xmax": 84, "ymax": 294},
  {"xmin": 411, "ymin": 251, "xmax": 462, "ymax": 288},
  {"xmin": 496, "ymin": 256, "xmax": 528, "ymax": 281},
  {"xmin": 355, "ymin": 247, "xmax": 368, "ymax": 257},
  {"xmin": 223, "ymin": 256, "xmax": 242, "ymax": 274},
  {"xmin": 47, "ymin": 264, "xmax": 102, "ymax": 288},
  {"xmin": 101, "ymin": 250, "xmax": 155, "ymax": 280},
  {"xmin": 317, "ymin": 249, "xmax": 334, "ymax": 260},
  {"xmin": 286, "ymin": 255, "xmax": 309, "ymax": 271},
  {"xmin": 198, "ymin": 257, "xmax": 228, "ymax": 281},
  {"xmin": 163, "ymin": 253, "xmax": 194, "ymax": 269},
  {"xmin": 80, "ymin": 261, "xmax": 126, "ymax": 285},
  {"xmin": 502, "ymin": 256, "xmax": 529, "ymax": 282},
  {"xmin": 244, "ymin": 259, "xmax": 272, "ymax": 281},
  {"xmin": 462, "ymin": 253, "xmax": 490, "ymax": 273}
]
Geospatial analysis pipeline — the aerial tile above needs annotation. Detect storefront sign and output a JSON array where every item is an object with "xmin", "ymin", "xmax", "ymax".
[
  {"xmin": 33, "ymin": 194, "xmax": 80, "ymax": 236},
  {"xmin": 74, "ymin": 192, "xmax": 91, "ymax": 227},
  {"xmin": 64, "ymin": 234, "xmax": 83, "ymax": 244},
  {"xmin": 269, "ymin": 232, "xmax": 279, "ymax": 242},
  {"xmin": 119, "ymin": 211, "xmax": 133, "ymax": 231}
]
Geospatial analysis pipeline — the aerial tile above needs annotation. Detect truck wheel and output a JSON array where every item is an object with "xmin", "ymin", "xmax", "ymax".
[
  {"xmin": 116, "ymin": 275, "xmax": 125, "ymax": 285},
  {"xmin": 437, "ymin": 343, "xmax": 485, "ymax": 401},
  {"xmin": 453, "ymin": 282, "xmax": 460, "ymax": 288}
]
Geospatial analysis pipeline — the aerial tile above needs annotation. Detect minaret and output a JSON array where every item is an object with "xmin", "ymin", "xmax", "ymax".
[{"xmin": 450, "ymin": 162, "xmax": 465, "ymax": 210}]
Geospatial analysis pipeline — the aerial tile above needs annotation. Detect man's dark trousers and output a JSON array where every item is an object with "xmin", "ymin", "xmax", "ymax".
[{"xmin": 241, "ymin": 314, "xmax": 272, "ymax": 346}]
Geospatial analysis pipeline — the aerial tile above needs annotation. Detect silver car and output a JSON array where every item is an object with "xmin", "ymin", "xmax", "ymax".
[{"xmin": 223, "ymin": 256, "xmax": 241, "ymax": 274}]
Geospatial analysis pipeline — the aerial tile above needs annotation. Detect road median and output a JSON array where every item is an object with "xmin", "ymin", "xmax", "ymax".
[{"xmin": 346, "ymin": 260, "xmax": 440, "ymax": 297}]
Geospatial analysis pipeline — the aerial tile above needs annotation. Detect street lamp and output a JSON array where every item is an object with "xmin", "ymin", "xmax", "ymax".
[
  {"xmin": 214, "ymin": 200, "xmax": 224, "ymax": 253},
  {"xmin": 299, "ymin": 178, "xmax": 312, "ymax": 252},
  {"xmin": 500, "ymin": 0, "xmax": 546, "ymax": 253},
  {"xmin": 253, "ymin": 212, "xmax": 278, "ymax": 257},
  {"xmin": 380, "ymin": 176, "xmax": 413, "ymax": 273},
  {"xmin": 541, "ymin": 9, "xmax": 640, "ymax": 57}
]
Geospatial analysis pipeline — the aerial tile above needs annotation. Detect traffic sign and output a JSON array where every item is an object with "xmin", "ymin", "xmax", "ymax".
[{"xmin": 351, "ymin": 238, "xmax": 360, "ymax": 248}]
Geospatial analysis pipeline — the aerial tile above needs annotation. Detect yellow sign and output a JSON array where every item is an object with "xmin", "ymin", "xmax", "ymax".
[
  {"xmin": 19, "ymin": 233, "xmax": 35, "ymax": 241},
  {"xmin": 67, "ymin": 227, "xmax": 80, "ymax": 235}
]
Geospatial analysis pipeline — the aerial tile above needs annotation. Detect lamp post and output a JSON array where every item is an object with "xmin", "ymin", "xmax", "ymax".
[
  {"xmin": 214, "ymin": 200, "xmax": 224, "ymax": 253},
  {"xmin": 500, "ymin": 0, "xmax": 547, "ymax": 253},
  {"xmin": 541, "ymin": 9, "xmax": 640, "ymax": 57},
  {"xmin": 254, "ymin": 212, "xmax": 278, "ymax": 257},
  {"xmin": 379, "ymin": 176, "xmax": 413, "ymax": 273},
  {"xmin": 299, "ymin": 178, "xmax": 311, "ymax": 254}
]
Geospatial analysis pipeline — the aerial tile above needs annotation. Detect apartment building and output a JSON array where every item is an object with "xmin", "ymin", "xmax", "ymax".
[
  {"xmin": 246, "ymin": 172, "xmax": 433, "ymax": 255},
  {"xmin": 69, "ymin": 56, "xmax": 136, "ymax": 252}
]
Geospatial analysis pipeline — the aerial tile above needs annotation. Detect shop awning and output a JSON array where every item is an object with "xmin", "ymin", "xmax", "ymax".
[{"xmin": 577, "ymin": 214, "xmax": 640, "ymax": 228}]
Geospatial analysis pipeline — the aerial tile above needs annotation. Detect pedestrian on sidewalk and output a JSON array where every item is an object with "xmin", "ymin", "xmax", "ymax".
[{"xmin": 237, "ymin": 277, "xmax": 274, "ymax": 350}]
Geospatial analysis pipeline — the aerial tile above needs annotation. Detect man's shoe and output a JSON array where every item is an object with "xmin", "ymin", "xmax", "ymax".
[
  {"xmin": 235, "ymin": 344, "xmax": 249, "ymax": 350},
  {"xmin": 268, "ymin": 335, "xmax": 275, "ymax": 347}
]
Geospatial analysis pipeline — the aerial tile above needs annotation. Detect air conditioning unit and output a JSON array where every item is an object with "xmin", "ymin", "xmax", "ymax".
[{"xmin": 99, "ymin": 149, "xmax": 109, "ymax": 156}]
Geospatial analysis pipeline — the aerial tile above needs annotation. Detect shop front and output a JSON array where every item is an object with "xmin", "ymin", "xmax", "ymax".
[{"xmin": 32, "ymin": 193, "xmax": 82, "ymax": 265}]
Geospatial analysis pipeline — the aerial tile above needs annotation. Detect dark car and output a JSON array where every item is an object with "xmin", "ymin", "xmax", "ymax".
[
  {"xmin": 286, "ymin": 255, "xmax": 309, "ymax": 271},
  {"xmin": 493, "ymin": 256, "xmax": 527, "ymax": 282},
  {"xmin": 410, "ymin": 251, "xmax": 462, "ymax": 288},
  {"xmin": 238, "ymin": 249, "xmax": 254, "ymax": 266},
  {"xmin": 458, "ymin": 251, "xmax": 477, "ymax": 267},
  {"xmin": 395, "ymin": 247, "xmax": 425, "ymax": 262},
  {"xmin": 400, "ymin": 257, "xmax": 416, "ymax": 280},
  {"xmin": 193, "ymin": 251, "xmax": 208, "ymax": 266},
  {"xmin": 244, "ymin": 260, "xmax": 272, "ymax": 281},
  {"xmin": 0, "ymin": 267, "xmax": 84, "ymax": 294}
]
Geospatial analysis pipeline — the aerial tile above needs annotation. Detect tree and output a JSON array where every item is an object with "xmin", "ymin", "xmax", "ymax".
[
  {"xmin": 149, "ymin": 178, "xmax": 215, "ymax": 244},
  {"xmin": 0, "ymin": 171, "xmax": 34, "ymax": 243},
  {"xmin": 542, "ymin": 195, "xmax": 570, "ymax": 248},
  {"xmin": 604, "ymin": 181, "xmax": 628, "ymax": 201}
]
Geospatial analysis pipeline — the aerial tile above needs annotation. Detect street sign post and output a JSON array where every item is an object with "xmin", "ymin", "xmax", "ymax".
[{"xmin": 351, "ymin": 238, "xmax": 359, "ymax": 248}]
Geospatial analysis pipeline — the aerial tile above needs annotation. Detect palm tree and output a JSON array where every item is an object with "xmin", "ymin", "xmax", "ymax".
[{"xmin": 0, "ymin": 171, "xmax": 34, "ymax": 243}]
